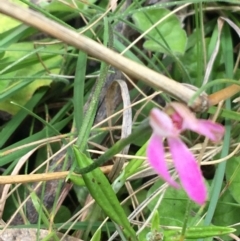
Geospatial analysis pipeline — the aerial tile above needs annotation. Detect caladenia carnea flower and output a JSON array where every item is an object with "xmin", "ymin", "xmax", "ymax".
[{"xmin": 147, "ymin": 102, "xmax": 225, "ymax": 205}]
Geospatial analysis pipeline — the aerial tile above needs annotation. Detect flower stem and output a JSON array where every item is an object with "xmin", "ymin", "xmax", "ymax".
[
  {"xmin": 75, "ymin": 119, "xmax": 151, "ymax": 174},
  {"xmin": 180, "ymin": 200, "xmax": 192, "ymax": 241}
]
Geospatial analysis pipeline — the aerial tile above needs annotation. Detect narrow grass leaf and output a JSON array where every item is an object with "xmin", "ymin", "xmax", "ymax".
[
  {"xmin": 0, "ymin": 88, "xmax": 47, "ymax": 148},
  {"xmin": 75, "ymin": 17, "xmax": 111, "ymax": 150},
  {"xmin": 208, "ymin": 106, "xmax": 240, "ymax": 121},
  {"xmin": 112, "ymin": 142, "xmax": 147, "ymax": 193},
  {"xmin": 0, "ymin": 25, "xmax": 30, "ymax": 48},
  {"xmin": 0, "ymin": 116, "xmax": 72, "ymax": 166},
  {"xmin": 90, "ymin": 228, "xmax": 101, "ymax": 241},
  {"xmin": 124, "ymin": 141, "xmax": 148, "ymax": 179},
  {"xmin": 73, "ymin": 51, "xmax": 87, "ymax": 133},
  {"xmin": 30, "ymin": 192, "xmax": 50, "ymax": 228}
]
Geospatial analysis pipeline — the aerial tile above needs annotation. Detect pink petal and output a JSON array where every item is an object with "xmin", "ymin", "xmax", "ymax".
[
  {"xmin": 149, "ymin": 108, "xmax": 179, "ymax": 138},
  {"xmin": 190, "ymin": 119, "xmax": 225, "ymax": 142},
  {"xmin": 168, "ymin": 102, "xmax": 224, "ymax": 142},
  {"xmin": 168, "ymin": 137, "xmax": 207, "ymax": 205},
  {"xmin": 147, "ymin": 134, "xmax": 179, "ymax": 188}
]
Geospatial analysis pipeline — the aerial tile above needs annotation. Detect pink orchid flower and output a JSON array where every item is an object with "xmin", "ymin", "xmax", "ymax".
[{"xmin": 147, "ymin": 102, "xmax": 225, "ymax": 205}]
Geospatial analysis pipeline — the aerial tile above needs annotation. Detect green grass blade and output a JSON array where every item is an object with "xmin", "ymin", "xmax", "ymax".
[
  {"xmin": 73, "ymin": 51, "xmax": 87, "ymax": 133},
  {"xmin": 203, "ymin": 22, "xmax": 233, "ymax": 228}
]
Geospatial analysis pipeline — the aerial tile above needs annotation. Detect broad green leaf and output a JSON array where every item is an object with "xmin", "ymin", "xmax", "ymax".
[
  {"xmin": 132, "ymin": 9, "xmax": 187, "ymax": 55},
  {"xmin": 0, "ymin": 0, "xmax": 27, "ymax": 33},
  {"xmin": 212, "ymin": 187, "xmax": 240, "ymax": 240},
  {"xmin": 163, "ymin": 226, "xmax": 236, "ymax": 240},
  {"xmin": 147, "ymin": 180, "xmax": 203, "ymax": 226},
  {"xmin": 0, "ymin": 78, "xmax": 52, "ymax": 115},
  {"xmin": 184, "ymin": 226, "xmax": 235, "ymax": 238},
  {"xmin": 43, "ymin": 0, "xmax": 97, "ymax": 12},
  {"xmin": 0, "ymin": 42, "xmax": 64, "ymax": 114},
  {"xmin": 54, "ymin": 205, "xmax": 71, "ymax": 223},
  {"xmin": 226, "ymin": 157, "xmax": 240, "ymax": 203},
  {"xmin": 138, "ymin": 228, "xmax": 150, "ymax": 241},
  {"xmin": 151, "ymin": 210, "xmax": 160, "ymax": 232},
  {"xmin": 69, "ymin": 173, "xmax": 85, "ymax": 187},
  {"xmin": 139, "ymin": 225, "xmax": 235, "ymax": 241},
  {"xmin": 73, "ymin": 146, "xmax": 137, "ymax": 240}
]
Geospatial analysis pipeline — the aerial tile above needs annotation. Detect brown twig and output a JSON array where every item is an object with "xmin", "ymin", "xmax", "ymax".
[
  {"xmin": 208, "ymin": 84, "xmax": 240, "ymax": 106},
  {"xmin": 0, "ymin": 164, "xmax": 112, "ymax": 185}
]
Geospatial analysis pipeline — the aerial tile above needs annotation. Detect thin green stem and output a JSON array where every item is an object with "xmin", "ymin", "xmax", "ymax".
[
  {"xmin": 180, "ymin": 200, "xmax": 192, "ymax": 240},
  {"xmin": 203, "ymin": 100, "xmax": 231, "ymax": 225},
  {"xmin": 203, "ymin": 22, "xmax": 233, "ymax": 233},
  {"xmin": 75, "ymin": 119, "xmax": 150, "ymax": 174}
]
